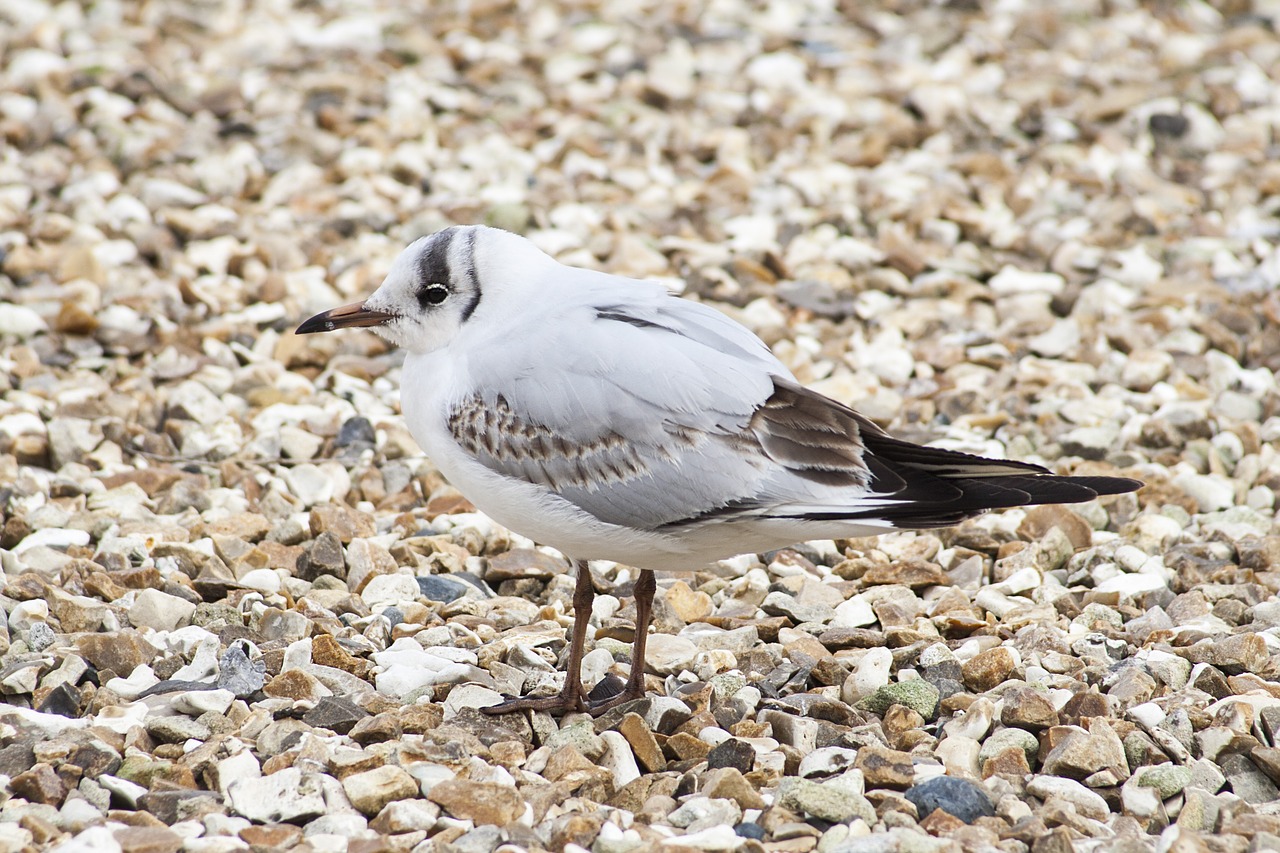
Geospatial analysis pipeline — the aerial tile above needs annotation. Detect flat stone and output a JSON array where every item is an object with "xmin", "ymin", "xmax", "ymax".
[
  {"xmin": 129, "ymin": 591, "xmax": 197, "ymax": 630},
  {"xmin": 1018, "ymin": 505, "xmax": 1094, "ymax": 550},
  {"xmin": 113, "ymin": 825, "xmax": 182, "ymax": 853},
  {"xmin": 76, "ymin": 630, "xmax": 159, "ymax": 675},
  {"xmin": 645, "ymin": 633, "xmax": 699, "ymax": 675},
  {"xmin": 1221, "ymin": 753, "xmax": 1280, "ymax": 804},
  {"xmin": 360, "ymin": 573, "xmax": 420, "ymax": 608},
  {"xmin": 862, "ymin": 560, "xmax": 950, "ymax": 588},
  {"xmin": 238, "ymin": 825, "xmax": 303, "ymax": 849},
  {"xmin": 309, "ymin": 504, "xmax": 375, "ymax": 542},
  {"xmin": 1136, "ymin": 764, "xmax": 1193, "ymax": 799},
  {"xmin": 485, "ymin": 549, "xmax": 569, "ymax": 582},
  {"xmin": 799, "ymin": 747, "xmax": 859, "ymax": 779},
  {"xmin": 341, "ymin": 765, "xmax": 419, "ymax": 816},
  {"xmin": 145, "ymin": 715, "xmax": 212, "ymax": 744},
  {"xmin": 1180, "ymin": 633, "xmax": 1268, "ymax": 674},
  {"xmin": 778, "ymin": 779, "xmax": 875, "ymax": 823},
  {"xmin": 1025, "ymin": 775, "xmax": 1109, "ymax": 821},
  {"xmin": 761, "ymin": 591, "xmax": 835, "ymax": 624},
  {"xmin": 303, "ymin": 696, "xmax": 370, "ymax": 734},
  {"xmin": 854, "ymin": 743, "xmax": 916, "ymax": 789},
  {"xmin": 427, "ymin": 778, "xmax": 523, "ymax": 825},
  {"xmin": 670, "ymin": 794, "xmax": 742, "ymax": 831},
  {"xmin": 706, "ymin": 738, "xmax": 756, "ymax": 773},
  {"xmin": 368, "ymin": 799, "xmax": 438, "ymax": 834},
  {"xmin": 264, "ymin": 668, "xmax": 331, "ymax": 702},
  {"xmin": 417, "ymin": 574, "xmax": 469, "ymax": 604},
  {"xmin": 227, "ymin": 768, "xmax": 327, "ymax": 823},
  {"xmin": 664, "ymin": 580, "xmax": 713, "ymax": 623},
  {"xmin": 856, "ymin": 679, "xmax": 940, "ymax": 722},
  {"xmin": 979, "ymin": 727, "xmax": 1039, "ymax": 768}
]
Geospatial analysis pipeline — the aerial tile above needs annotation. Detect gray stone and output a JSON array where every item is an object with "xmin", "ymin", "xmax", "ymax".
[
  {"xmin": 779, "ymin": 779, "xmax": 876, "ymax": 824},
  {"xmin": 856, "ymin": 679, "xmax": 939, "ymax": 722},
  {"xmin": 129, "ymin": 589, "xmax": 197, "ymax": 627},
  {"xmin": 217, "ymin": 644, "xmax": 266, "ymax": 697},
  {"xmin": 228, "ymin": 767, "xmax": 327, "ymax": 823},
  {"xmin": 26, "ymin": 622, "xmax": 56, "ymax": 652},
  {"xmin": 545, "ymin": 721, "xmax": 606, "ymax": 761},
  {"xmin": 417, "ymin": 574, "xmax": 469, "ymax": 603},
  {"xmin": 1136, "ymin": 765, "xmax": 1193, "ymax": 799},
  {"xmin": 1222, "ymin": 753, "xmax": 1280, "ymax": 804},
  {"xmin": 761, "ymin": 591, "xmax": 835, "ymax": 624},
  {"xmin": 145, "ymin": 715, "xmax": 212, "ymax": 744},
  {"xmin": 905, "ymin": 776, "xmax": 994, "ymax": 823}
]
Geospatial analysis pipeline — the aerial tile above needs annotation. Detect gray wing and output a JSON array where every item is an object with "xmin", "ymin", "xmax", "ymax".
[
  {"xmin": 451, "ymin": 286, "xmax": 876, "ymax": 530},
  {"xmin": 450, "ymin": 282, "xmax": 1140, "ymax": 533}
]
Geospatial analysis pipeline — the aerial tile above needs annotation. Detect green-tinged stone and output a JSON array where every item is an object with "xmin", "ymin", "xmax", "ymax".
[
  {"xmin": 856, "ymin": 679, "xmax": 940, "ymax": 722},
  {"xmin": 778, "ymin": 778, "xmax": 876, "ymax": 824},
  {"xmin": 1137, "ymin": 765, "xmax": 1193, "ymax": 799}
]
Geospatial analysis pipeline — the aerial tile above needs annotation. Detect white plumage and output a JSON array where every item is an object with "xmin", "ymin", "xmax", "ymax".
[{"xmin": 298, "ymin": 224, "xmax": 1140, "ymax": 714}]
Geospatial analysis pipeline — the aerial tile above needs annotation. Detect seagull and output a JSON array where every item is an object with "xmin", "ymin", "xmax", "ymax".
[{"xmin": 297, "ymin": 225, "xmax": 1141, "ymax": 716}]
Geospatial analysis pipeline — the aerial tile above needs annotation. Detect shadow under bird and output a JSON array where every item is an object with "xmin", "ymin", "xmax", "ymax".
[{"xmin": 297, "ymin": 225, "xmax": 1142, "ymax": 715}]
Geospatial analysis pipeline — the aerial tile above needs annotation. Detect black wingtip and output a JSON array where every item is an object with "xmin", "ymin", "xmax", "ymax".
[{"xmin": 1067, "ymin": 476, "xmax": 1144, "ymax": 497}]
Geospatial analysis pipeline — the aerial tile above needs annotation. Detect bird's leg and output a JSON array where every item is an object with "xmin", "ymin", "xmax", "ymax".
[
  {"xmin": 588, "ymin": 568, "xmax": 655, "ymax": 715},
  {"xmin": 483, "ymin": 559, "xmax": 593, "ymax": 715}
]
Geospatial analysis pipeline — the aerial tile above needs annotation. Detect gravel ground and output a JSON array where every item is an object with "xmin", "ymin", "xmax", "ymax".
[{"xmin": 2, "ymin": 0, "xmax": 1280, "ymax": 851}]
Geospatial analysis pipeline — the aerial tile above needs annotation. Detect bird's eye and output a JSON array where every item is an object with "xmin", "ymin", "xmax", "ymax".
[{"xmin": 418, "ymin": 284, "xmax": 449, "ymax": 307}]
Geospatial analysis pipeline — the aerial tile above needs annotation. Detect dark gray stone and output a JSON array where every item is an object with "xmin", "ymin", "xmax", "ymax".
[
  {"xmin": 296, "ymin": 531, "xmax": 346, "ymax": 581},
  {"xmin": 37, "ymin": 682, "xmax": 81, "ymax": 718},
  {"xmin": 335, "ymin": 416, "xmax": 376, "ymax": 447},
  {"xmin": 417, "ymin": 575, "xmax": 468, "ymax": 603},
  {"xmin": 706, "ymin": 738, "xmax": 755, "ymax": 773},
  {"xmin": 303, "ymin": 696, "xmax": 370, "ymax": 734},
  {"xmin": 217, "ymin": 644, "xmax": 266, "ymax": 697},
  {"xmin": 905, "ymin": 776, "xmax": 995, "ymax": 824}
]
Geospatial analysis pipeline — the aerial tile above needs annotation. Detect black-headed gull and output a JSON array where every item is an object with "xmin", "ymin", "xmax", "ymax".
[{"xmin": 297, "ymin": 225, "xmax": 1141, "ymax": 715}]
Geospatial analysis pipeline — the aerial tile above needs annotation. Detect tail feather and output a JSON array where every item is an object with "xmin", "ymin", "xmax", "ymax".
[{"xmin": 772, "ymin": 396, "xmax": 1141, "ymax": 529}]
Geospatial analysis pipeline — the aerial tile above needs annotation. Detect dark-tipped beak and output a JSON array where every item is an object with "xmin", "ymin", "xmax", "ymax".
[{"xmin": 295, "ymin": 301, "xmax": 395, "ymax": 335}]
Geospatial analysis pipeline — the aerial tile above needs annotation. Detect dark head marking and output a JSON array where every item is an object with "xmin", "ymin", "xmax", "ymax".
[
  {"xmin": 415, "ymin": 226, "xmax": 459, "ymax": 307},
  {"xmin": 411, "ymin": 226, "xmax": 482, "ymax": 322},
  {"xmin": 458, "ymin": 228, "xmax": 481, "ymax": 323}
]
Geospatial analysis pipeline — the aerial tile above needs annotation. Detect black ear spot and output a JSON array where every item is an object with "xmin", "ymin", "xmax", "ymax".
[{"xmin": 418, "ymin": 283, "xmax": 449, "ymax": 307}]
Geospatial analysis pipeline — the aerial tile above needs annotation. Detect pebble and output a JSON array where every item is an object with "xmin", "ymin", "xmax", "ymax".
[
  {"xmin": 904, "ymin": 776, "xmax": 994, "ymax": 823},
  {"xmin": 341, "ymin": 765, "xmax": 419, "ymax": 816},
  {"xmin": 227, "ymin": 768, "xmax": 327, "ymax": 824},
  {"xmin": 128, "ymin": 589, "xmax": 199, "ymax": 632},
  {"xmin": 779, "ymin": 779, "xmax": 876, "ymax": 824},
  {"xmin": 856, "ymin": 679, "xmax": 939, "ymax": 722},
  {"xmin": 1025, "ymin": 776, "xmax": 1110, "ymax": 822},
  {"xmin": 426, "ymin": 779, "xmax": 524, "ymax": 826}
]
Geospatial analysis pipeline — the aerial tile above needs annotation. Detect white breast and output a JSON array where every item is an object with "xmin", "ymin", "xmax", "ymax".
[{"xmin": 398, "ymin": 352, "xmax": 692, "ymax": 568}]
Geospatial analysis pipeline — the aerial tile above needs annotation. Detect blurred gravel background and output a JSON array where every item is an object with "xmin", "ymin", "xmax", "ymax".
[{"xmin": 2, "ymin": 1, "xmax": 1280, "ymax": 851}]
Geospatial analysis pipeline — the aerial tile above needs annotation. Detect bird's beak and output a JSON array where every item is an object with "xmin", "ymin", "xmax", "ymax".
[{"xmin": 295, "ymin": 301, "xmax": 394, "ymax": 335}]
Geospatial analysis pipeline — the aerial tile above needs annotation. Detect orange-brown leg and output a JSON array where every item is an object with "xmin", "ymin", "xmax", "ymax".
[
  {"xmin": 587, "ymin": 568, "xmax": 655, "ymax": 715},
  {"xmin": 483, "ymin": 559, "xmax": 593, "ymax": 715}
]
